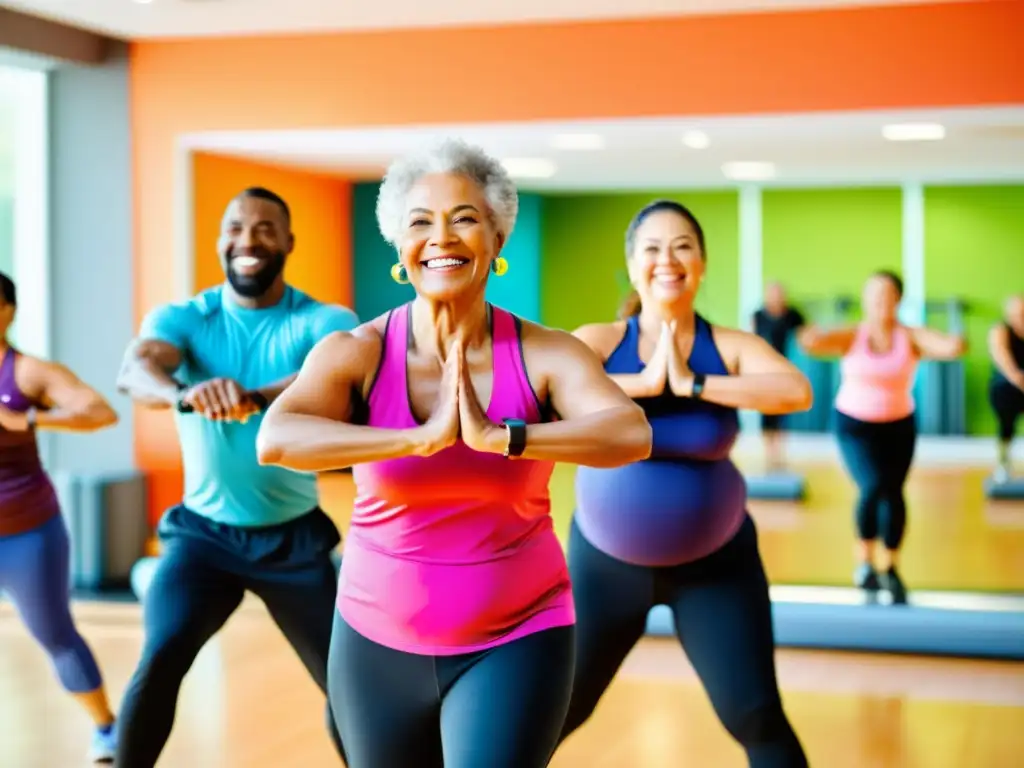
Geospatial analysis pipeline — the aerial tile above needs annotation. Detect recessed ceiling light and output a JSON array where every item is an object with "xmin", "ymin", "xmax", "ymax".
[
  {"xmin": 501, "ymin": 158, "xmax": 557, "ymax": 179},
  {"xmin": 722, "ymin": 161, "xmax": 776, "ymax": 181},
  {"xmin": 882, "ymin": 123, "xmax": 945, "ymax": 141},
  {"xmin": 550, "ymin": 133, "xmax": 605, "ymax": 150},
  {"xmin": 132, "ymin": 0, "xmax": 155, "ymax": 4},
  {"xmin": 681, "ymin": 130, "xmax": 710, "ymax": 149}
]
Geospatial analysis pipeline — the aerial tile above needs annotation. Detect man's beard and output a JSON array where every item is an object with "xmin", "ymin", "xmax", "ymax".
[{"xmin": 226, "ymin": 248, "xmax": 286, "ymax": 298}]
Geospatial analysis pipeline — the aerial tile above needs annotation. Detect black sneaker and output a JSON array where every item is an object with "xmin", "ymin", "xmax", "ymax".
[
  {"xmin": 880, "ymin": 567, "xmax": 908, "ymax": 605},
  {"xmin": 854, "ymin": 563, "xmax": 880, "ymax": 591}
]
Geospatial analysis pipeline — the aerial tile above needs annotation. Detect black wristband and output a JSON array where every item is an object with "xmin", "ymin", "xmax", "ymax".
[
  {"xmin": 502, "ymin": 418, "xmax": 527, "ymax": 458},
  {"xmin": 691, "ymin": 373, "xmax": 706, "ymax": 400},
  {"xmin": 248, "ymin": 391, "xmax": 270, "ymax": 412}
]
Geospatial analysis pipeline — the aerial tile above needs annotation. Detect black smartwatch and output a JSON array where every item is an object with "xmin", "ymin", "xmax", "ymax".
[
  {"xmin": 248, "ymin": 391, "xmax": 270, "ymax": 412},
  {"xmin": 501, "ymin": 418, "xmax": 527, "ymax": 458},
  {"xmin": 691, "ymin": 373, "xmax": 706, "ymax": 400}
]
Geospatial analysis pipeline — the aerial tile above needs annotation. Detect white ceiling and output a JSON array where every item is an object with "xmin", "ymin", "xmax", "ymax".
[
  {"xmin": 184, "ymin": 106, "xmax": 1024, "ymax": 191},
  {"xmin": 1, "ymin": 0, "xmax": 961, "ymax": 40}
]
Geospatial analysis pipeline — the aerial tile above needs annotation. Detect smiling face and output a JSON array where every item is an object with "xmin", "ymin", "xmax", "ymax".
[
  {"xmin": 217, "ymin": 196, "xmax": 294, "ymax": 299},
  {"xmin": 862, "ymin": 273, "xmax": 901, "ymax": 324},
  {"xmin": 398, "ymin": 172, "xmax": 503, "ymax": 302},
  {"xmin": 628, "ymin": 209, "xmax": 705, "ymax": 312}
]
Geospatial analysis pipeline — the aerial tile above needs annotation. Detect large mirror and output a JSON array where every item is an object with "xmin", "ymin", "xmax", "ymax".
[{"xmin": 183, "ymin": 112, "xmax": 1024, "ymax": 660}]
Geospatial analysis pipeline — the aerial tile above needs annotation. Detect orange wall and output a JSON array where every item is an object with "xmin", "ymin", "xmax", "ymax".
[
  {"xmin": 130, "ymin": 1, "xmax": 1024, "ymax": 521},
  {"xmin": 192, "ymin": 153, "xmax": 352, "ymax": 300}
]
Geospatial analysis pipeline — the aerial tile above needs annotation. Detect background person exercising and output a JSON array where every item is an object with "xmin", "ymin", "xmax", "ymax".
[
  {"xmin": 114, "ymin": 187, "xmax": 357, "ymax": 766},
  {"xmin": 752, "ymin": 282, "xmax": 805, "ymax": 472},
  {"xmin": 988, "ymin": 295, "xmax": 1024, "ymax": 483},
  {"xmin": 0, "ymin": 272, "xmax": 121, "ymax": 763}
]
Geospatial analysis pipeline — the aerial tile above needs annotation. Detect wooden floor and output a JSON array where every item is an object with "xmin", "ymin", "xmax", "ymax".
[
  {"xmin": 1, "ymin": 600, "xmax": 1021, "ymax": 768},
  {"xmin": 317, "ymin": 461, "xmax": 1024, "ymax": 593}
]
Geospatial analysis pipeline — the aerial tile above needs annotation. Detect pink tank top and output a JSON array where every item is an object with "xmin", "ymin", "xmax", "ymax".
[
  {"xmin": 337, "ymin": 303, "xmax": 574, "ymax": 655},
  {"xmin": 834, "ymin": 323, "xmax": 918, "ymax": 423}
]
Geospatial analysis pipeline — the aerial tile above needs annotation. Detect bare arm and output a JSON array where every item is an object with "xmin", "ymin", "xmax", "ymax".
[
  {"xmin": 116, "ymin": 338, "xmax": 185, "ymax": 410},
  {"xmin": 513, "ymin": 327, "xmax": 652, "ymax": 468},
  {"xmin": 573, "ymin": 321, "xmax": 665, "ymax": 399},
  {"xmin": 256, "ymin": 330, "xmax": 436, "ymax": 471},
  {"xmin": 797, "ymin": 325, "xmax": 858, "ymax": 358},
  {"xmin": 676, "ymin": 329, "xmax": 813, "ymax": 415},
  {"xmin": 22, "ymin": 359, "xmax": 118, "ymax": 432},
  {"xmin": 988, "ymin": 324, "xmax": 1024, "ymax": 389},
  {"xmin": 910, "ymin": 326, "xmax": 967, "ymax": 361}
]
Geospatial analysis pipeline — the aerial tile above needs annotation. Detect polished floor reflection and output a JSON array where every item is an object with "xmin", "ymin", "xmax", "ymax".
[{"xmin": 1, "ymin": 600, "xmax": 1020, "ymax": 768}]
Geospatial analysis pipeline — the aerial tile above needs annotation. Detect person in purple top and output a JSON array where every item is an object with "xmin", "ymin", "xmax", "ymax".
[
  {"xmin": 558, "ymin": 201, "xmax": 812, "ymax": 768},
  {"xmin": 0, "ymin": 272, "xmax": 121, "ymax": 762}
]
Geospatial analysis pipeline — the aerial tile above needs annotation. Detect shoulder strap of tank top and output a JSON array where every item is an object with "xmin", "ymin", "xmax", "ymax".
[
  {"xmin": 849, "ymin": 322, "xmax": 871, "ymax": 352},
  {"xmin": 490, "ymin": 305, "xmax": 542, "ymax": 421},
  {"xmin": 894, "ymin": 324, "xmax": 915, "ymax": 358},
  {"xmin": 692, "ymin": 313, "xmax": 730, "ymax": 375},
  {"xmin": 367, "ymin": 303, "xmax": 410, "ymax": 410},
  {"xmin": 0, "ymin": 346, "xmax": 16, "ymax": 378}
]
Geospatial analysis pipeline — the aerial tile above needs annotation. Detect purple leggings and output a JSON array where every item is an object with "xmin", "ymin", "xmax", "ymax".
[{"xmin": 0, "ymin": 513, "xmax": 103, "ymax": 692}]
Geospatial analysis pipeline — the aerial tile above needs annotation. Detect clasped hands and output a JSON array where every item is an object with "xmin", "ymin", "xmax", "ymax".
[
  {"xmin": 415, "ymin": 338, "xmax": 505, "ymax": 458},
  {"xmin": 178, "ymin": 379, "xmax": 264, "ymax": 423},
  {"xmin": 638, "ymin": 320, "xmax": 697, "ymax": 399}
]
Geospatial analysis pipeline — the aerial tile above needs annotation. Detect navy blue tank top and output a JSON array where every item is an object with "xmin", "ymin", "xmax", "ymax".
[
  {"xmin": 994, "ymin": 323, "xmax": 1024, "ymax": 386},
  {"xmin": 574, "ymin": 314, "xmax": 747, "ymax": 566}
]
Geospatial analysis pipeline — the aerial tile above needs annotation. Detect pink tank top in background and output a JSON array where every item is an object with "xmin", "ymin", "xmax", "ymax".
[
  {"xmin": 834, "ymin": 323, "xmax": 918, "ymax": 423},
  {"xmin": 338, "ymin": 303, "xmax": 574, "ymax": 656}
]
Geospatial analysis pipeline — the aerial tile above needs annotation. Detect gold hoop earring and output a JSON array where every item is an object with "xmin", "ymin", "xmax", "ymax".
[
  {"xmin": 491, "ymin": 257, "xmax": 509, "ymax": 277},
  {"xmin": 390, "ymin": 263, "xmax": 409, "ymax": 284}
]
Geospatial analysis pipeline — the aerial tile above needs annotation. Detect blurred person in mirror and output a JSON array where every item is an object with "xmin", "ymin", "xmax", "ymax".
[
  {"xmin": 559, "ymin": 201, "xmax": 812, "ymax": 768},
  {"xmin": 988, "ymin": 294, "xmax": 1024, "ymax": 484},
  {"xmin": 0, "ymin": 272, "xmax": 121, "ymax": 763},
  {"xmin": 114, "ymin": 187, "xmax": 358, "ymax": 767},
  {"xmin": 256, "ymin": 139, "xmax": 652, "ymax": 768},
  {"xmin": 799, "ymin": 270, "xmax": 966, "ymax": 604},
  {"xmin": 752, "ymin": 281, "xmax": 806, "ymax": 472}
]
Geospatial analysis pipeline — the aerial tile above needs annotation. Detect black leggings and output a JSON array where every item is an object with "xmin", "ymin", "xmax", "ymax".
[
  {"xmin": 834, "ymin": 411, "xmax": 916, "ymax": 550},
  {"xmin": 560, "ymin": 515, "xmax": 807, "ymax": 768},
  {"xmin": 990, "ymin": 379, "xmax": 1024, "ymax": 442},
  {"xmin": 116, "ymin": 506, "xmax": 345, "ymax": 767},
  {"xmin": 328, "ymin": 613, "xmax": 574, "ymax": 768}
]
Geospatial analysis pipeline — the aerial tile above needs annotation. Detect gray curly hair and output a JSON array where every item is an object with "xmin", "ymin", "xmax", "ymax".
[{"xmin": 376, "ymin": 139, "xmax": 519, "ymax": 247}]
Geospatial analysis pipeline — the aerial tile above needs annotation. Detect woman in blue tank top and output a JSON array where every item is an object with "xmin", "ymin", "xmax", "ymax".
[{"xmin": 557, "ymin": 201, "xmax": 813, "ymax": 767}]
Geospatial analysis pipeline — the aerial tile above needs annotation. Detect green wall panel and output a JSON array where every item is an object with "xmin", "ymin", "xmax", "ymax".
[
  {"xmin": 924, "ymin": 185, "xmax": 1024, "ymax": 436},
  {"xmin": 762, "ymin": 188, "xmax": 903, "ymax": 321},
  {"xmin": 540, "ymin": 191, "xmax": 740, "ymax": 331}
]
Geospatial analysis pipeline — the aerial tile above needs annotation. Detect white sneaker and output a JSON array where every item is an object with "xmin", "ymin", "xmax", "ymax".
[
  {"xmin": 993, "ymin": 465, "xmax": 1010, "ymax": 485},
  {"xmin": 89, "ymin": 723, "xmax": 117, "ymax": 763}
]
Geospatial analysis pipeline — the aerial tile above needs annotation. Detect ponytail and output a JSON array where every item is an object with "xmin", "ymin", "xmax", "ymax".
[{"xmin": 618, "ymin": 289, "xmax": 642, "ymax": 319}]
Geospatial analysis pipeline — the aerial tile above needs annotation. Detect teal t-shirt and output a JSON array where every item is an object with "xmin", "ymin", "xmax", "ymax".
[{"xmin": 139, "ymin": 285, "xmax": 358, "ymax": 527}]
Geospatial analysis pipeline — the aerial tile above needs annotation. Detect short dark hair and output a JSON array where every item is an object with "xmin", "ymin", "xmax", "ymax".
[
  {"xmin": 0, "ymin": 272, "xmax": 16, "ymax": 306},
  {"xmin": 237, "ymin": 187, "xmax": 291, "ymax": 225},
  {"xmin": 872, "ymin": 269, "xmax": 904, "ymax": 298}
]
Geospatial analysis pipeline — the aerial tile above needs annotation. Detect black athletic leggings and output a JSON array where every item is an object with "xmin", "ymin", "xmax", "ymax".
[
  {"xmin": 116, "ymin": 506, "xmax": 345, "ymax": 767},
  {"xmin": 560, "ymin": 515, "xmax": 807, "ymax": 768},
  {"xmin": 328, "ymin": 612, "xmax": 574, "ymax": 768},
  {"xmin": 990, "ymin": 379, "xmax": 1024, "ymax": 442},
  {"xmin": 834, "ymin": 410, "xmax": 917, "ymax": 550}
]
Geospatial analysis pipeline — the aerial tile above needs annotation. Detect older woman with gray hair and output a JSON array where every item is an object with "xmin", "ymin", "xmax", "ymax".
[{"xmin": 256, "ymin": 139, "xmax": 652, "ymax": 767}]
